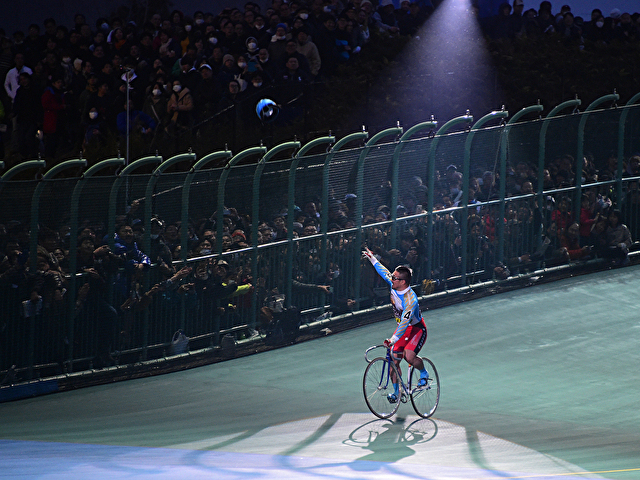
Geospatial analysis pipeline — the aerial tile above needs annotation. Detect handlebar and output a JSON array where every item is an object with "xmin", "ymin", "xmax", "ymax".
[{"xmin": 364, "ymin": 344, "xmax": 390, "ymax": 364}]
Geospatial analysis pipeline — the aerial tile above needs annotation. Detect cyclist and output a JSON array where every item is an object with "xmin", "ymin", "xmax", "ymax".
[{"xmin": 363, "ymin": 247, "xmax": 429, "ymax": 403}]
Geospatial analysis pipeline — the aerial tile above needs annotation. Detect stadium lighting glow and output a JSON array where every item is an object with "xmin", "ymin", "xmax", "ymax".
[{"xmin": 388, "ymin": 0, "xmax": 500, "ymax": 125}]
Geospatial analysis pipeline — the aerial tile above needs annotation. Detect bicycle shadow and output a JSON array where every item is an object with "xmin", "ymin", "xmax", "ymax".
[{"xmin": 343, "ymin": 416, "xmax": 438, "ymax": 469}]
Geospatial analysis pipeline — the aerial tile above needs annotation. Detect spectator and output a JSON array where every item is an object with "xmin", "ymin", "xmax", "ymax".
[
  {"xmin": 579, "ymin": 194, "xmax": 597, "ymax": 246},
  {"xmin": 116, "ymin": 98, "xmax": 156, "ymax": 138},
  {"xmin": 582, "ymin": 9, "xmax": 606, "ymax": 43},
  {"xmin": 82, "ymin": 107, "xmax": 109, "ymax": 150},
  {"xmin": 551, "ymin": 197, "xmax": 573, "ymax": 235},
  {"xmin": 40, "ymin": 76, "xmax": 67, "ymax": 160},
  {"xmin": 142, "ymin": 81, "xmax": 169, "ymax": 132},
  {"xmin": 4, "ymin": 52, "xmax": 33, "ymax": 107},
  {"xmin": 604, "ymin": 209, "xmax": 632, "ymax": 265},
  {"xmin": 13, "ymin": 72, "xmax": 42, "ymax": 159},
  {"xmin": 77, "ymin": 72, "xmax": 99, "ymax": 121},
  {"xmin": 372, "ymin": 0, "xmax": 400, "ymax": 36},
  {"xmin": 315, "ymin": 14, "xmax": 339, "ymax": 77},
  {"xmin": 559, "ymin": 12, "xmax": 583, "ymax": 46},
  {"xmin": 268, "ymin": 23, "xmax": 291, "ymax": 61},
  {"xmin": 166, "ymin": 78, "xmax": 194, "ymax": 135},
  {"xmin": 256, "ymin": 47, "xmax": 279, "ymax": 81},
  {"xmin": 398, "ymin": 1, "xmax": 428, "ymax": 37},
  {"xmin": 488, "ymin": 2, "xmax": 515, "ymax": 40},
  {"xmin": 510, "ymin": 0, "xmax": 525, "ymax": 38},
  {"xmin": 560, "ymin": 222, "xmax": 591, "ymax": 260},
  {"xmin": 280, "ymin": 39, "xmax": 312, "ymax": 77},
  {"xmin": 74, "ymin": 235, "xmax": 119, "ymax": 368}
]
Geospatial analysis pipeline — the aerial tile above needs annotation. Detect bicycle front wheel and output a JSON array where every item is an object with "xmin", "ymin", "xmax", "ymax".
[
  {"xmin": 363, "ymin": 357, "xmax": 401, "ymax": 419},
  {"xmin": 409, "ymin": 357, "xmax": 440, "ymax": 418}
]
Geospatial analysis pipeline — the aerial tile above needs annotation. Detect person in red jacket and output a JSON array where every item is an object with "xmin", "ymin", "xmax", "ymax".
[
  {"xmin": 41, "ymin": 77, "xmax": 67, "ymax": 160},
  {"xmin": 561, "ymin": 222, "xmax": 591, "ymax": 261},
  {"xmin": 579, "ymin": 194, "xmax": 597, "ymax": 246}
]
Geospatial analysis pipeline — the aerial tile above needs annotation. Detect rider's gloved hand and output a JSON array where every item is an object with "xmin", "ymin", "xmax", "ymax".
[
  {"xmin": 362, "ymin": 247, "xmax": 374, "ymax": 261},
  {"xmin": 383, "ymin": 339, "xmax": 393, "ymax": 348}
]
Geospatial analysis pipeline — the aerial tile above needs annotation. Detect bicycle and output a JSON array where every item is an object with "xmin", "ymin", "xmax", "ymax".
[{"xmin": 363, "ymin": 344, "xmax": 440, "ymax": 419}]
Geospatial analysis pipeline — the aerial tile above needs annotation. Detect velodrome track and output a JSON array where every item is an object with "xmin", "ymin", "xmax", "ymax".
[{"xmin": 1, "ymin": 265, "xmax": 639, "ymax": 479}]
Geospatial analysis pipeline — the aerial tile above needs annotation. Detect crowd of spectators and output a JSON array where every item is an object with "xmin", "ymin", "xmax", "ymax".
[
  {"xmin": 1, "ymin": 0, "xmax": 640, "ymax": 372},
  {"xmin": 1, "ymin": 1, "xmax": 638, "ymax": 163},
  {"xmin": 480, "ymin": 1, "xmax": 640, "ymax": 46},
  {"xmin": 1, "ymin": 144, "xmax": 638, "ymax": 370},
  {"xmin": 0, "ymin": 0, "xmax": 436, "ymax": 164}
]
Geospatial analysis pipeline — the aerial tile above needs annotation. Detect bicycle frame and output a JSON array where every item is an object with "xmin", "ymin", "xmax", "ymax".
[
  {"xmin": 364, "ymin": 344, "xmax": 415, "ymax": 399},
  {"xmin": 363, "ymin": 343, "xmax": 439, "ymax": 419}
]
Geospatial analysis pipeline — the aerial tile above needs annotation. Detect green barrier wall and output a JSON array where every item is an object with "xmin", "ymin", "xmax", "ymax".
[{"xmin": 1, "ymin": 98, "xmax": 640, "ymax": 384}]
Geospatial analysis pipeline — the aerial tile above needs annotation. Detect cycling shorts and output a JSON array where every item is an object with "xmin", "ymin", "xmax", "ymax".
[{"xmin": 393, "ymin": 321, "xmax": 427, "ymax": 357}]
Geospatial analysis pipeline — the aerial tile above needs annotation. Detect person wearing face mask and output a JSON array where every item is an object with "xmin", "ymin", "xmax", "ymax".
[
  {"xmin": 77, "ymin": 73, "xmax": 99, "ymax": 124},
  {"xmin": 188, "ymin": 259, "xmax": 243, "ymax": 331},
  {"xmin": 166, "ymin": 79, "xmax": 194, "ymax": 136},
  {"xmin": 82, "ymin": 107, "xmax": 108, "ymax": 152},
  {"xmin": 245, "ymin": 36, "xmax": 260, "ymax": 61},
  {"xmin": 142, "ymin": 81, "xmax": 169, "ymax": 132},
  {"xmin": 178, "ymin": 20, "xmax": 195, "ymax": 55},
  {"xmin": 176, "ymin": 54, "xmax": 201, "ymax": 92},
  {"xmin": 256, "ymin": 47, "xmax": 279, "ymax": 80},
  {"xmin": 268, "ymin": 23, "xmax": 291, "ymax": 62},
  {"xmin": 583, "ymin": 13, "xmax": 607, "ymax": 44},
  {"xmin": 250, "ymin": 15, "xmax": 270, "ymax": 46},
  {"xmin": 245, "ymin": 72, "xmax": 267, "ymax": 96},
  {"xmin": 193, "ymin": 11, "xmax": 206, "ymax": 31}
]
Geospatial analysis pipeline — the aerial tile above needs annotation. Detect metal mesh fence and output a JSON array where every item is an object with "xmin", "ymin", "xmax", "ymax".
[{"xmin": 2, "ymin": 100, "xmax": 640, "ymax": 384}]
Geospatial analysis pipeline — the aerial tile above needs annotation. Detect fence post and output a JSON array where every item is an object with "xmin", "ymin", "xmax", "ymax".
[
  {"xmin": 462, "ymin": 109, "xmax": 509, "ymax": 284},
  {"xmin": 216, "ymin": 146, "xmax": 267, "ymax": 256},
  {"xmin": 28, "ymin": 159, "xmax": 87, "ymax": 379},
  {"xmin": 354, "ymin": 126, "xmax": 403, "ymax": 307},
  {"xmin": 498, "ymin": 103, "xmax": 544, "ymax": 263},
  {"xmin": 147, "ymin": 152, "xmax": 198, "ymax": 259},
  {"xmin": 107, "ymin": 155, "xmax": 163, "ymax": 251},
  {"xmin": 286, "ymin": 136, "xmax": 335, "ymax": 306},
  {"xmin": 320, "ymin": 131, "xmax": 368, "ymax": 308},
  {"xmin": 29, "ymin": 159, "xmax": 87, "ymax": 273},
  {"xmin": 139, "ymin": 152, "xmax": 197, "ymax": 359},
  {"xmin": 617, "ymin": 92, "xmax": 640, "ymax": 203},
  {"xmin": 180, "ymin": 150, "xmax": 232, "ymax": 263},
  {"xmin": 251, "ymin": 141, "xmax": 300, "ymax": 329},
  {"xmin": 426, "ymin": 114, "xmax": 473, "ymax": 283},
  {"xmin": 575, "ymin": 92, "xmax": 619, "ymax": 223},
  {"xmin": 536, "ymin": 98, "xmax": 581, "ymax": 251},
  {"xmin": 390, "ymin": 120, "xmax": 438, "ymax": 248},
  {"xmin": 67, "ymin": 157, "xmax": 125, "ymax": 372}
]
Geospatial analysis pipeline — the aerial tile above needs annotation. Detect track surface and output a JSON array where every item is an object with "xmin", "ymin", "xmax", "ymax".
[{"xmin": 1, "ymin": 265, "xmax": 639, "ymax": 479}]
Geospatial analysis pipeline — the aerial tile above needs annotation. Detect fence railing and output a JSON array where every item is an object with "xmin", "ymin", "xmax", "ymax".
[{"xmin": 2, "ymin": 93, "xmax": 640, "ymax": 387}]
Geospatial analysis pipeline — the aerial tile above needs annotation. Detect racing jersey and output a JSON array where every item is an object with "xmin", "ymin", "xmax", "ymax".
[{"xmin": 370, "ymin": 257, "xmax": 424, "ymax": 344}]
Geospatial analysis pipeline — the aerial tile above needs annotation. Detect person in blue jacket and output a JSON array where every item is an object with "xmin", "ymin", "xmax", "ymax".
[{"xmin": 116, "ymin": 99, "xmax": 156, "ymax": 136}]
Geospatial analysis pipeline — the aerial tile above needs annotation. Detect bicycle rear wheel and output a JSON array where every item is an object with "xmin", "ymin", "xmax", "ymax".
[
  {"xmin": 409, "ymin": 357, "xmax": 440, "ymax": 418},
  {"xmin": 363, "ymin": 357, "xmax": 401, "ymax": 419}
]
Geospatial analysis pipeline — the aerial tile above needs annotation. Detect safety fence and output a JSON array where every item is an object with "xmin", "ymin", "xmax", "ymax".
[{"xmin": 1, "ymin": 92, "xmax": 640, "ymax": 393}]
